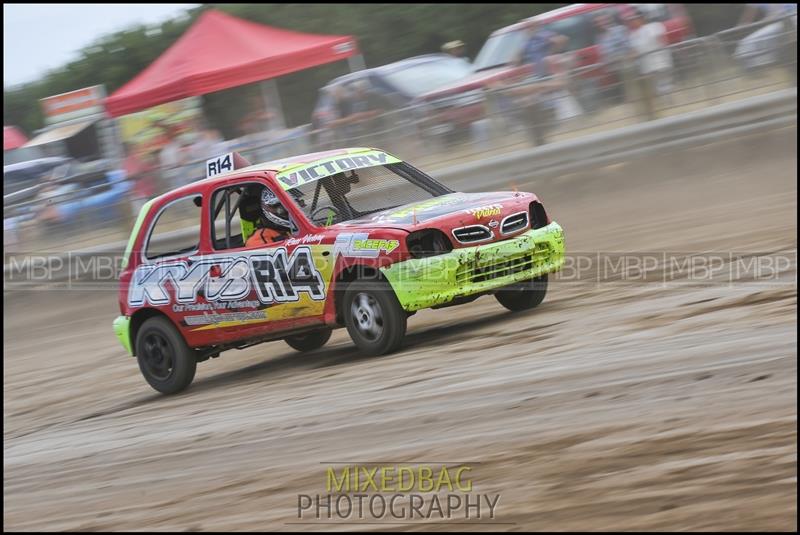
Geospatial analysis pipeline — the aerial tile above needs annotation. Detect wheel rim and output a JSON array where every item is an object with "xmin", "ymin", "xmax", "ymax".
[
  {"xmin": 141, "ymin": 332, "xmax": 175, "ymax": 381},
  {"xmin": 350, "ymin": 292, "xmax": 384, "ymax": 341}
]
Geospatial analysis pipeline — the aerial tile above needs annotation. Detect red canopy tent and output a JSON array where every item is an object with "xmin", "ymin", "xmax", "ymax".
[
  {"xmin": 105, "ymin": 9, "xmax": 361, "ymax": 120},
  {"xmin": 4, "ymin": 126, "xmax": 28, "ymax": 151}
]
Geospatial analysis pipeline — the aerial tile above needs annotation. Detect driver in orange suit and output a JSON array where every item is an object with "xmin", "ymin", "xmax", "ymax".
[{"xmin": 246, "ymin": 188, "xmax": 291, "ymax": 247}]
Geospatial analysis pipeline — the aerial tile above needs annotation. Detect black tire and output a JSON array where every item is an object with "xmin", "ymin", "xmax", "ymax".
[
  {"xmin": 495, "ymin": 274, "xmax": 548, "ymax": 312},
  {"xmin": 343, "ymin": 279, "xmax": 407, "ymax": 356},
  {"xmin": 135, "ymin": 316, "xmax": 197, "ymax": 395},
  {"xmin": 285, "ymin": 328, "xmax": 333, "ymax": 352}
]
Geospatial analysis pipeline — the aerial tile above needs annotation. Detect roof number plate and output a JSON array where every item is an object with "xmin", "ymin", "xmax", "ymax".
[{"xmin": 206, "ymin": 153, "xmax": 233, "ymax": 178}]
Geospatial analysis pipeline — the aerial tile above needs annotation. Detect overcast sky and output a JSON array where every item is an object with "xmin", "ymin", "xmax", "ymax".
[{"xmin": 3, "ymin": 3, "xmax": 197, "ymax": 88}]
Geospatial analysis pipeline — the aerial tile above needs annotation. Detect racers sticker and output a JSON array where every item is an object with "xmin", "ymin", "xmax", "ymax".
[
  {"xmin": 185, "ymin": 310, "xmax": 266, "ymax": 326},
  {"xmin": 128, "ymin": 246, "xmax": 325, "ymax": 307},
  {"xmin": 333, "ymin": 233, "xmax": 400, "ymax": 258},
  {"xmin": 276, "ymin": 151, "xmax": 401, "ymax": 190},
  {"xmin": 250, "ymin": 248, "xmax": 325, "ymax": 303},
  {"xmin": 467, "ymin": 204, "xmax": 502, "ymax": 219},
  {"xmin": 285, "ymin": 233, "xmax": 325, "ymax": 246}
]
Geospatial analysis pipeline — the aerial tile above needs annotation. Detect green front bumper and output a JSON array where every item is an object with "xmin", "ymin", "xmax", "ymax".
[
  {"xmin": 113, "ymin": 316, "xmax": 133, "ymax": 355},
  {"xmin": 381, "ymin": 222, "xmax": 565, "ymax": 312}
]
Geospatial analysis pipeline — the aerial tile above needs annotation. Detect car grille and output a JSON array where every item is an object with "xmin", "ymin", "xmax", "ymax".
[
  {"xmin": 456, "ymin": 242, "xmax": 554, "ymax": 284},
  {"xmin": 452, "ymin": 225, "xmax": 492, "ymax": 244},
  {"xmin": 500, "ymin": 211, "xmax": 529, "ymax": 235}
]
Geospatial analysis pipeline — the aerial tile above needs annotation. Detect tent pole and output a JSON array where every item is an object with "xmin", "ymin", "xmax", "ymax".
[
  {"xmin": 347, "ymin": 53, "xmax": 366, "ymax": 72},
  {"xmin": 261, "ymin": 79, "xmax": 287, "ymax": 131}
]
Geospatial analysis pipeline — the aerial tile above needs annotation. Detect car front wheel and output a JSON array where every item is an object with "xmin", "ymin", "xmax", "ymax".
[{"xmin": 344, "ymin": 279, "xmax": 407, "ymax": 356}]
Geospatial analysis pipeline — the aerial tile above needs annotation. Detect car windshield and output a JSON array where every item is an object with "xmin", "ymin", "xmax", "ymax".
[
  {"xmin": 473, "ymin": 30, "xmax": 528, "ymax": 71},
  {"xmin": 286, "ymin": 161, "xmax": 451, "ymax": 226},
  {"xmin": 474, "ymin": 14, "xmax": 598, "ymax": 71},
  {"xmin": 381, "ymin": 59, "xmax": 473, "ymax": 97}
]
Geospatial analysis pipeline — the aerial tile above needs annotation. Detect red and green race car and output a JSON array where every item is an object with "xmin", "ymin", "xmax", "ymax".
[{"xmin": 113, "ymin": 148, "xmax": 565, "ymax": 394}]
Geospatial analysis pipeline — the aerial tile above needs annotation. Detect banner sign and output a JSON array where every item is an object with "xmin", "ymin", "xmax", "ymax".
[{"xmin": 41, "ymin": 85, "xmax": 106, "ymax": 125}]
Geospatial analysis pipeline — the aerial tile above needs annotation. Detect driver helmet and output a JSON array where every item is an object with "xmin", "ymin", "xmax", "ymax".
[{"xmin": 260, "ymin": 188, "xmax": 291, "ymax": 231}]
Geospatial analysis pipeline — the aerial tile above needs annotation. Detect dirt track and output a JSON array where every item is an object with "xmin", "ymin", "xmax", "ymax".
[{"xmin": 4, "ymin": 128, "xmax": 797, "ymax": 531}]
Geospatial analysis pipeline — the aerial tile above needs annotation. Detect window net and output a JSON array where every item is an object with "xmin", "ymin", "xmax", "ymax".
[{"xmin": 288, "ymin": 163, "xmax": 449, "ymax": 226}]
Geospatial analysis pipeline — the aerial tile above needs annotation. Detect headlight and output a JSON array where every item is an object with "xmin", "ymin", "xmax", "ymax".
[{"xmin": 406, "ymin": 229, "xmax": 453, "ymax": 259}]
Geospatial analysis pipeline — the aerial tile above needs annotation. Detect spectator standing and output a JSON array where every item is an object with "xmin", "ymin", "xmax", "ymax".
[
  {"xmin": 626, "ymin": 9, "xmax": 673, "ymax": 120},
  {"xmin": 247, "ymin": 94, "xmax": 277, "ymax": 134},
  {"xmin": 546, "ymin": 42, "xmax": 583, "ymax": 123},
  {"xmin": 442, "ymin": 39, "xmax": 466, "ymax": 58},
  {"xmin": 311, "ymin": 87, "xmax": 338, "ymax": 150},
  {"xmin": 329, "ymin": 81, "xmax": 387, "ymax": 145},
  {"xmin": 4, "ymin": 215, "xmax": 20, "ymax": 250},
  {"xmin": 738, "ymin": 3, "xmax": 797, "ymax": 25},
  {"xmin": 36, "ymin": 169, "xmax": 78, "ymax": 237},
  {"xmin": 350, "ymin": 80, "xmax": 389, "ymax": 140},
  {"xmin": 190, "ymin": 128, "xmax": 226, "ymax": 162},
  {"xmin": 516, "ymin": 19, "xmax": 567, "ymax": 77},
  {"xmin": 125, "ymin": 144, "xmax": 159, "ymax": 215},
  {"xmin": 329, "ymin": 83, "xmax": 356, "ymax": 144},
  {"xmin": 235, "ymin": 95, "xmax": 278, "ymax": 159},
  {"xmin": 508, "ymin": 20, "xmax": 569, "ymax": 146},
  {"xmin": 736, "ymin": 4, "xmax": 796, "ymax": 83},
  {"xmin": 159, "ymin": 126, "xmax": 189, "ymax": 189},
  {"xmin": 441, "ymin": 40, "xmax": 472, "ymax": 68},
  {"xmin": 123, "ymin": 142, "xmax": 146, "ymax": 180},
  {"xmin": 595, "ymin": 13, "xmax": 631, "ymax": 104}
]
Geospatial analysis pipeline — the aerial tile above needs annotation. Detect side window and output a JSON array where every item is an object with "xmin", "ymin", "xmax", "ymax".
[
  {"xmin": 314, "ymin": 88, "xmax": 334, "ymax": 122},
  {"xmin": 211, "ymin": 186, "xmax": 245, "ymax": 250},
  {"xmin": 589, "ymin": 7, "xmax": 625, "ymax": 44},
  {"xmin": 632, "ymin": 4, "xmax": 670, "ymax": 23},
  {"xmin": 546, "ymin": 14, "xmax": 593, "ymax": 51},
  {"xmin": 145, "ymin": 196, "xmax": 202, "ymax": 260},
  {"xmin": 210, "ymin": 183, "xmax": 298, "ymax": 250}
]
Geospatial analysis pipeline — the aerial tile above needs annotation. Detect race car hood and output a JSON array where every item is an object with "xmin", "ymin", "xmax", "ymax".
[{"xmin": 333, "ymin": 191, "xmax": 536, "ymax": 233}]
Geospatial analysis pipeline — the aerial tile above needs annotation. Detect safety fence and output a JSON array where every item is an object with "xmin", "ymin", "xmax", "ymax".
[{"xmin": 3, "ymin": 15, "xmax": 796, "ymax": 255}]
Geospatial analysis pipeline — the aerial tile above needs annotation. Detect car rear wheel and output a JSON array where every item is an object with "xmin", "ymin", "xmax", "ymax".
[
  {"xmin": 344, "ymin": 279, "xmax": 407, "ymax": 356},
  {"xmin": 135, "ymin": 316, "xmax": 196, "ymax": 395},
  {"xmin": 495, "ymin": 274, "xmax": 548, "ymax": 312},
  {"xmin": 285, "ymin": 328, "xmax": 333, "ymax": 352}
]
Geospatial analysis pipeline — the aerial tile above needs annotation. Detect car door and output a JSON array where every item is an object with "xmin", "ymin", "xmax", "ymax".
[
  {"xmin": 199, "ymin": 181, "xmax": 330, "ymax": 345},
  {"xmin": 132, "ymin": 192, "xmax": 211, "ymax": 348}
]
